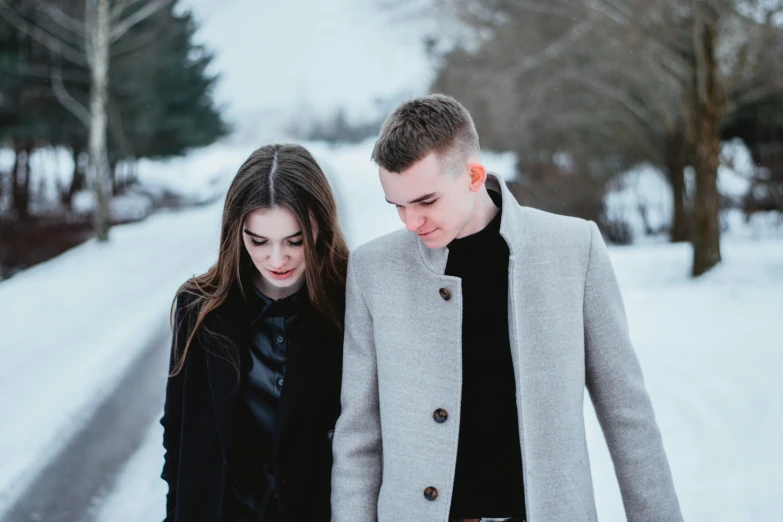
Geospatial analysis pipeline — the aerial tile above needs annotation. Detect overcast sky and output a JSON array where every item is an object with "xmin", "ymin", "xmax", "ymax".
[{"xmin": 179, "ymin": 0, "xmax": 434, "ymax": 139}]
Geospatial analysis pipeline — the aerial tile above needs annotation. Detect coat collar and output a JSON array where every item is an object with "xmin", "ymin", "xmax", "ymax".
[{"xmin": 417, "ymin": 173, "xmax": 527, "ymax": 275}]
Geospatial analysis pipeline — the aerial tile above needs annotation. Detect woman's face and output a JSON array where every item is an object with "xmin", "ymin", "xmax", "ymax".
[{"xmin": 242, "ymin": 206, "xmax": 310, "ymax": 300}]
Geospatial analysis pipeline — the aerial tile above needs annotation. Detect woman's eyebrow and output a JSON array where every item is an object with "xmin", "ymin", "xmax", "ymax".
[
  {"xmin": 243, "ymin": 229, "xmax": 265, "ymax": 239},
  {"xmin": 243, "ymin": 229, "xmax": 302, "ymax": 239}
]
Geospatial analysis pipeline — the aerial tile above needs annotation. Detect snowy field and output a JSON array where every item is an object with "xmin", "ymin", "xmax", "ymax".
[{"xmin": 1, "ymin": 140, "xmax": 781, "ymax": 521}]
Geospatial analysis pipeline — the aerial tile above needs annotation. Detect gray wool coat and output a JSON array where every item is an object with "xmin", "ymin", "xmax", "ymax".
[{"xmin": 331, "ymin": 174, "xmax": 683, "ymax": 522}]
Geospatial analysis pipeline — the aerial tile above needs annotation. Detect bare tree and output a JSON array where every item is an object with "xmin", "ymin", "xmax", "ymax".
[
  {"xmin": 421, "ymin": 0, "xmax": 783, "ymax": 275},
  {"xmin": 584, "ymin": 0, "xmax": 783, "ymax": 274},
  {"xmin": 0, "ymin": 0, "xmax": 175, "ymax": 241}
]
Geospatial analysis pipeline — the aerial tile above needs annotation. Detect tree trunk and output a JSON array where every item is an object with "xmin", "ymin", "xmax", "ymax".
[
  {"xmin": 665, "ymin": 132, "xmax": 689, "ymax": 243},
  {"xmin": 115, "ymin": 160, "xmax": 124, "ymax": 193},
  {"xmin": 11, "ymin": 148, "xmax": 22, "ymax": 219},
  {"xmin": 0, "ymin": 158, "xmax": 5, "ymax": 205},
  {"xmin": 22, "ymin": 145, "xmax": 33, "ymax": 217},
  {"xmin": 109, "ymin": 160, "xmax": 118, "ymax": 195},
  {"xmin": 67, "ymin": 149, "xmax": 86, "ymax": 209},
  {"xmin": 87, "ymin": 0, "xmax": 112, "ymax": 241},
  {"xmin": 12, "ymin": 146, "xmax": 31, "ymax": 220},
  {"xmin": 690, "ymin": 13, "xmax": 722, "ymax": 277},
  {"xmin": 124, "ymin": 158, "xmax": 137, "ymax": 186}
]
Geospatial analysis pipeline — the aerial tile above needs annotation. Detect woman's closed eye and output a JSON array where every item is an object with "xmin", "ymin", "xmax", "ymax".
[{"xmin": 250, "ymin": 239, "xmax": 303, "ymax": 247}]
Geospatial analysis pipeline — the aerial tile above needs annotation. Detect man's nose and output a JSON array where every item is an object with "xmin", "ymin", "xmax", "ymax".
[{"xmin": 404, "ymin": 208, "xmax": 425, "ymax": 232}]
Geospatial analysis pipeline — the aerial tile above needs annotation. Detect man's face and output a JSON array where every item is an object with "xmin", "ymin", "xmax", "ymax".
[{"xmin": 380, "ymin": 151, "xmax": 475, "ymax": 249}]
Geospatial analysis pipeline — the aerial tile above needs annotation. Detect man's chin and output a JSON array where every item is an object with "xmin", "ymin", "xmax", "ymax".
[{"xmin": 420, "ymin": 234, "xmax": 450, "ymax": 249}]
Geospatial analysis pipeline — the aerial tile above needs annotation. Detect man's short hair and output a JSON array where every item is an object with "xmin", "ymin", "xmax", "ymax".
[{"xmin": 372, "ymin": 94, "xmax": 480, "ymax": 174}]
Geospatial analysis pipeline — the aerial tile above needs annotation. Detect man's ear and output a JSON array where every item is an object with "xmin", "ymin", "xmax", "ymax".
[{"xmin": 467, "ymin": 163, "xmax": 487, "ymax": 192}]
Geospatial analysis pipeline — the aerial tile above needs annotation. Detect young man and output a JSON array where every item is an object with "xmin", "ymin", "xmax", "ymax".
[{"xmin": 331, "ymin": 94, "xmax": 682, "ymax": 522}]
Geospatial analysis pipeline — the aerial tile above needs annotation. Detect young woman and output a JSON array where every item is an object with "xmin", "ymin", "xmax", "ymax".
[{"xmin": 160, "ymin": 144, "xmax": 349, "ymax": 522}]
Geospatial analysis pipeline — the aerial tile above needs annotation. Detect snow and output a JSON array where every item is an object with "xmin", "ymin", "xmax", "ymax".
[
  {"xmin": 603, "ymin": 139, "xmax": 763, "ymax": 242},
  {"xmin": 1, "ymin": 139, "xmax": 782, "ymax": 521},
  {"xmin": 71, "ymin": 190, "xmax": 155, "ymax": 222},
  {"xmin": 135, "ymin": 140, "xmax": 247, "ymax": 205},
  {"xmin": 586, "ymin": 237, "xmax": 783, "ymax": 522},
  {"xmin": 719, "ymin": 138, "xmax": 757, "ymax": 201},
  {"xmin": 0, "ymin": 201, "xmax": 222, "ymax": 516},
  {"xmin": 0, "ymin": 147, "xmax": 74, "ymax": 215},
  {"xmin": 93, "ymin": 419, "xmax": 167, "ymax": 522},
  {"xmin": 604, "ymin": 163, "xmax": 673, "ymax": 239},
  {"xmin": 0, "ymin": 142, "xmax": 233, "ymax": 219}
]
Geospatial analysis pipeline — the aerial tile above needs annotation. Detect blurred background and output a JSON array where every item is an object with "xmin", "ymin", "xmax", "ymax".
[{"xmin": 0, "ymin": 0, "xmax": 781, "ymax": 520}]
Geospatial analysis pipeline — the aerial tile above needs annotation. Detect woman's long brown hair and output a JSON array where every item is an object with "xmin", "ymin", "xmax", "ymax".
[{"xmin": 169, "ymin": 144, "xmax": 349, "ymax": 377}]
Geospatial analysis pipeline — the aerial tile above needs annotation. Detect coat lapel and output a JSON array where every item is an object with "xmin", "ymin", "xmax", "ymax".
[{"xmin": 204, "ymin": 289, "xmax": 247, "ymax": 463}]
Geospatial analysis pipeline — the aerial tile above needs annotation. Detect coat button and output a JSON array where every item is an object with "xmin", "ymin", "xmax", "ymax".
[
  {"xmin": 433, "ymin": 408, "xmax": 448, "ymax": 423},
  {"xmin": 277, "ymin": 378, "xmax": 284, "ymax": 387},
  {"xmin": 438, "ymin": 288, "xmax": 451, "ymax": 301},
  {"xmin": 327, "ymin": 429, "xmax": 335, "ymax": 442},
  {"xmin": 423, "ymin": 486, "xmax": 438, "ymax": 501}
]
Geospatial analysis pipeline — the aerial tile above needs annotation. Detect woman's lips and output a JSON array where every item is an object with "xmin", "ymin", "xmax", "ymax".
[{"xmin": 267, "ymin": 268, "xmax": 294, "ymax": 280}]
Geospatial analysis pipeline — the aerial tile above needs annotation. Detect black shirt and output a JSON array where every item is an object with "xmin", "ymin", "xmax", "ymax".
[
  {"xmin": 446, "ymin": 191, "xmax": 526, "ymax": 519},
  {"xmin": 230, "ymin": 286, "xmax": 306, "ymax": 522}
]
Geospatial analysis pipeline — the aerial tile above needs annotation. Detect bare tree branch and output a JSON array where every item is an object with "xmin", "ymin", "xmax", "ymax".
[
  {"xmin": 727, "ymin": 81, "xmax": 783, "ymax": 115},
  {"xmin": 584, "ymin": 0, "xmax": 632, "ymax": 25},
  {"xmin": 52, "ymin": 67, "xmax": 91, "ymax": 128},
  {"xmin": 110, "ymin": 0, "xmax": 175, "ymax": 43},
  {"xmin": 452, "ymin": 0, "xmax": 579, "ymax": 21},
  {"xmin": 108, "ymin": 97, "xmax": 133, "ymax": 158},
  {"xmin": 6, "ymin": 62, "xmax": 88, "ymax": 83},
  {"xmin": 563, "ymin": 72, "xmax": 666, "ymax": 135},
  {"xmin": 36, "ymin": 3, "xmax": 85, "ymax": 37},
  {"xmin": 110, "ymin": 25, "xmax": 165, "ymax": 58},
  {"xmin": 0, "ymin": 2, "xmax": 86, "ymax": 66},
  {"xmin": 110, "ymin": 0, "xmax": 132, "ymax": 23},
  {"xmin": 493, "ymin": 20, "xmax": 592, "ymax": 88},
  {"xmin": 502, "ymin": 0, "xmax": 577, "ymax": 20},
  {"xmin": 692, "ymin": 9, "xmax": 711, "ymax": 105},
  {"xmin": 587, "ymin": 0, "xmax": 694, "ymax": 72},
  {"xmin": 85, "ymin": 0, "xmax": 97, "ymax": 68}
]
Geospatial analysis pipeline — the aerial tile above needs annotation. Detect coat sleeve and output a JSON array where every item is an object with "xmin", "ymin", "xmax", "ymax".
[
  {"xmin": 583, "ymin": 221, "xmax": 683, "ymax": 522},
  {"xmin": 159, "ymin": 293, "xmax": 192, "ymax": 522},
  {"xmin": 330, "ymin": 253, "xmax": 382, "ymax": 521}
]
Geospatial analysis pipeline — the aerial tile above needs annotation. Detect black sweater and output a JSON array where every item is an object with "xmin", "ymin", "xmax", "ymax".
[{"xmin": 445, "ymin": 193, "xmax": 526, "ymax": 519}]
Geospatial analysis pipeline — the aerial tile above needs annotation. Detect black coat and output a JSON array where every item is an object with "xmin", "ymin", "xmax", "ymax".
[{"xmin": 160, "ymin": 285, "xmax": 343, "ymax": 522}]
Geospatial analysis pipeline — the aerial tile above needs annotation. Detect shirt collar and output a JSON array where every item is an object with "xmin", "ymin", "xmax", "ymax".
[{"xmin": 249, "ymin": 284, "xmax": 306, "ymax": 323}]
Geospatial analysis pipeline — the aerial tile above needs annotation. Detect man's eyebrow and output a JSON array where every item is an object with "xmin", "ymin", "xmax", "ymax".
[
  {"xmin": 385, "ymin": 192, "xmax": 438, "ymax": 206},
  {"xmin": 243, "ymin": 229, "xmax": 303, "ymax": 239}
]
